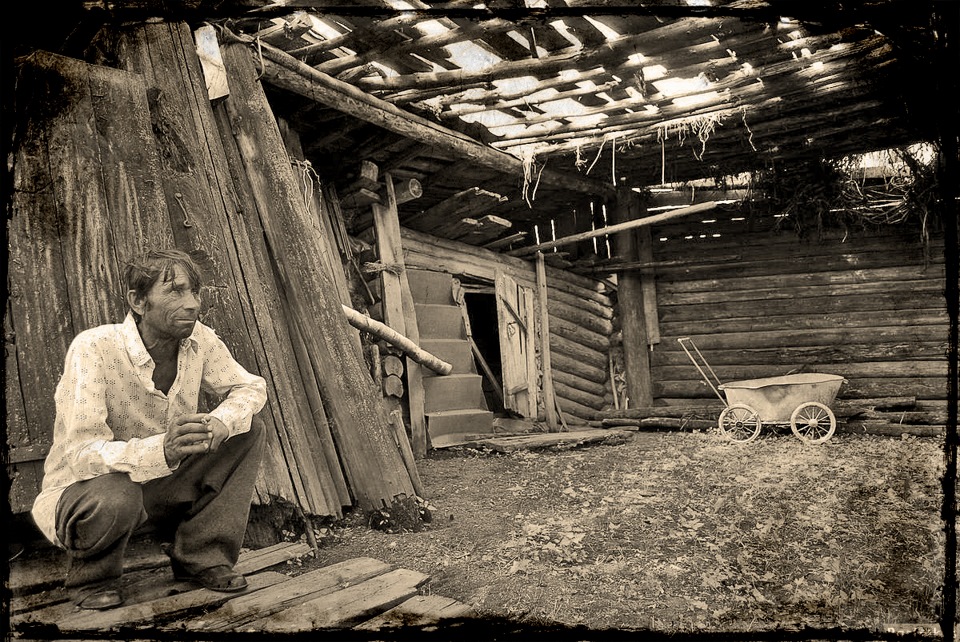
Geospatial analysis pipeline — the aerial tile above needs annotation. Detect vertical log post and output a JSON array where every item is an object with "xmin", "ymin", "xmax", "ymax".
[
  {"xmin": 536, "ymin": 253, "xmax": 559, "ymax": 430},
  {"xmin": 610, "ymin": 188, "xmax": 653, "ymax": 408}
]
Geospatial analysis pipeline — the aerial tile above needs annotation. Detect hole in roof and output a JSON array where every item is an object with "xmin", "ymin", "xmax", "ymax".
[
  {"xmin": 583, "ymin": 16, "xmax": 619, "ymax": 40},
  {"xmin": 446, "ymin": 41, "xmax": 502, "ymax": 72},
  {"xmin": 306, "ymin": 16, "xmax": 344, "ymax": 40}
]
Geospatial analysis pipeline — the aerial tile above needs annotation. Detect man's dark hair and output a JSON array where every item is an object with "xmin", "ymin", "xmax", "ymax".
[{"xmin": 124, "ymin": 249, "xmax": 203, "ymax": 319}]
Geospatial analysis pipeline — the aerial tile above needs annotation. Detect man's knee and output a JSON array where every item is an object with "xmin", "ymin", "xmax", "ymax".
[{"xmin": 57, "ymin": 474, "xmax": 145, "ymax": 555}]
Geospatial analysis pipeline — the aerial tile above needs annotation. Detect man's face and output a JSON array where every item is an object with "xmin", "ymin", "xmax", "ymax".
[{"xmin": 136, "ymin": 265, "xmax": 202, "ymax": 342}]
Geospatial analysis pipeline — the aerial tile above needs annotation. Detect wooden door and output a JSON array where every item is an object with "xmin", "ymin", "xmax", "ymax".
[{"xmin": 495, "ymin": 271, "xmax": 538, "ymax": 417}]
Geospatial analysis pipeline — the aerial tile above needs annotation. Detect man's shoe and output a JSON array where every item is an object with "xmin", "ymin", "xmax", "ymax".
[
  {"xmin": 73, "ymin": 582, "xmax": 124, "ymax": 610},
  {"xmin": 173, "ymin": 564, "xmax": 248, "ymax": 593}
]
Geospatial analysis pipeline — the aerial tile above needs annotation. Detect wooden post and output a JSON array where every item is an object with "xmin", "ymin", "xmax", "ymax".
[
  {"xmin": 536, "ymin": 253, "xmax": 558, "ymax": 430},
  {"xmin": 370, "ymin": 172, "xmax": 428, "ymax": 458},
  {"xmin": 610, "ymin": 188, "xmax": 653, "ymax": 408}
]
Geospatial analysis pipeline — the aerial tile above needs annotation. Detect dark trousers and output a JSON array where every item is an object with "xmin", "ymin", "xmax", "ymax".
[{"xmin": 55, "ymin": 419, "xmax": 265, "ymax": 588}]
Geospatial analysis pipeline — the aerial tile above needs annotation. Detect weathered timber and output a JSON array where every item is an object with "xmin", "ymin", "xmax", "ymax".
[
  {"xmin": 547, "ymin": 315, "xmax": 610, "ymax": 353},
  {"xmin": 464, "ymin": 428, "xmax": 630, "ymax": 452},
  {"xmin": 197, "ymin": 557, "xmax": 394, "ymax": 632},
  {"xmin": 601, "ymin": 417, "xmax": 718, "ymax": 430},
  {"xmin": 252, "ymin": 568, "xmax": 431, "ymax": 632},
  {"xmin": 659, "ymin": 326, "xmax": 946, "ymax": 351},
  {"xmin": 342, "ymin": 306, "xmax": 452, "ymax": 376},
  {"xmin": 658, "ymin": 294, "xmax": 946, "ymax": 322},
  {"xmin": 551, "ymin": 369, "xmax": 609, "ymax": 398},
  {"xmin": 655, "ymin": 377, "xmax": 946, "ymax": 400},
  {"xmin": 401, "ymin": 227, "xmax": 614, "ymax": 307},
  {"xmin": 383, "ymin": 374, "xmax": 405, "ymax": 398},
  {"xmin": 251, "ymin": 38, "xmax": 615, "ymax": 199},
  {"xmin": 657, "ymin": 361, "xmax": 947, "ymax": 382},
  {"xmin": 661, "ymin": 277, "xmax": 943, "ymax": 307},
  {"xmin": 112, "ymin": 22, "xmax": 335, "ymax": 511},
  {"xmin": 537, "ymin": 254, "xmax": 558, "ymax": 429},
  {"xmin": 550, "ymin": 351, "xmax": 609, "ymax": 385},
  {"xmin": 652, "ymin": 343, "xmax": 948, "ymax": 366},
  {"xmin": 549, "ymin": 333, "xmax": 609, "ymax": 371},
  {"xmin": 553, "ymin": 381, "xmax": 605, "ymax": 411},
  {"xmin": 556, "ymin": 396, "xmax": 603, "ymax": 421},
  {"xmin": 839, "ymin": 422, "xmax": 945, "ymax": 437},
  {"xmin": 509, "ymin": 201, "xmax": 718, "ymax": 258},
  {"xmin": 612, "ymin": 188, "xmax": 653, "ymax": 407},
  {"xmin": 660, "ymin": 308, "xmax": 947, "ymax": 333},
  {"xmin": 483, "ymin": 231, "xmax": 528, "ymax": 251},
  {"xmin": 57, "ymin": 572, "xmax": 289, "ymax": 632},
  {"xmin": 219, "ymin": 41, "xmax": 415, "ymax": 510},
  {"xmin": 354, "ymin": 594, "xmax": 476, "ymax": 630},
  {"xmin": 597, "ymin": 404, "xmax": 726, "ymax": 420}
]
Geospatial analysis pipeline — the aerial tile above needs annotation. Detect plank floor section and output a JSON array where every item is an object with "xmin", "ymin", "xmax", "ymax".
[
  {"xmin": 8, "ymin": 542, "xmax": 478, "ymax": 636},
  {"xmin": 354, "ymin": 594, "xmax": 476, "ymax": 630},
  {"xmin": 250, "ymin": 568, "xmax": 431, "ymax": 632},
  {"xmin": 57, "ymin": 571, "xmax": 289, "ymax": 632},
  {"xmin": 187, "ymin": 557, "xmax": 395, "ymax": 632}
]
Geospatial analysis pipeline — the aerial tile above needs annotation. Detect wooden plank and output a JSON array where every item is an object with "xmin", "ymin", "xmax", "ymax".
[
  {"xmin": 354, "ymin": 594, "xmax": 475, "ymax": 630},
  {"xmin": 234, "ymin": 541, "xmax": 313, "ymax": 575},
  {"xmin": 251, "ymin": 568, "xmax": 431, "ymax": 632},
  {"xmin": 194, "ymin": 24, "xmax": 230, "ymax": 100},
  {"xmin": 465, "ymin": 428, "xmax": 631, "ymax": 452},
  {"xmin": 219, "ymin": 42, "xmax": 415, "ymax": 511},
  {"xmin": 56, "ymin": 571, "xmax": 288, "ymax": 632},
  {"xmin": 637, "ymin": 225, "xmax": 660, "ymax": 345},
  {"xmin": 195, "ymin": 557, "xmax": 394, "ymax": 632}
]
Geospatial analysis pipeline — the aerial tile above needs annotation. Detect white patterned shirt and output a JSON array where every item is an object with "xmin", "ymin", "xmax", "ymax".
[{"xmin": 31, "ymin": 313, "xmax": 267, "ymax": 546}]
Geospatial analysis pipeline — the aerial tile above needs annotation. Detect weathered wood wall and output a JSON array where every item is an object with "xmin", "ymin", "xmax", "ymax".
[
  {"xmin": 645, "ymin": 206, "xmax": 949, "ymax": 422},
  {"xmin": 6, "ymin": 23, "xmax": 417, "ymax": 518},
  {"xmin": 401, "ymin": 228, "xmax": 615, "ymax": 423}
]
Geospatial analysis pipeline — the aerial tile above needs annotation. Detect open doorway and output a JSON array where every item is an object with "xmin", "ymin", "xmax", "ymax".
[{"xmin": 463, "ymin": 291, "xmax": 506, "ymax": 415}]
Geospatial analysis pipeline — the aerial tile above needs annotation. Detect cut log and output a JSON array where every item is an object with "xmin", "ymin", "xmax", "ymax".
[{"xmin": 342, "ymin": 305, "xmax": 453, "ymax": 375}]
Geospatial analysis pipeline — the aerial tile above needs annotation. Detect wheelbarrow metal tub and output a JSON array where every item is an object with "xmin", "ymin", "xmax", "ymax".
[{"xmin": 719, "ymin": 373, "xmax": 846, "ymax": 423}]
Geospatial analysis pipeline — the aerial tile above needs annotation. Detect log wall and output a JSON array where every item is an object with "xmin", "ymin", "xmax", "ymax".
[
  {"xmin": 401, "ymin": 228, "xmax": 615, "ymax": 423},
  {"xmin": 644, "ymin": 205, "xmax": 949, "ymax": 424}
]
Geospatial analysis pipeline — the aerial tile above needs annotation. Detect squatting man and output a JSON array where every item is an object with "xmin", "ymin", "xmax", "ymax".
[{"xmin": 31, "ymin": 249, "xmax": 268, "ymax": 610}]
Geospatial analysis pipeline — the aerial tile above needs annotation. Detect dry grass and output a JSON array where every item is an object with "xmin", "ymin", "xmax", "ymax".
[{"xmin": 282, "ymin": 430, "xmax": 947, "ymax": 636}]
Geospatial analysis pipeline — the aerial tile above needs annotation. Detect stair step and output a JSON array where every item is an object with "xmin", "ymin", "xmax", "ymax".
[
  {"xmin": 415, "ymin": 304, "xmax": 465, "ymax": 340},
  {"xmin": 420, "ymin": 340, "xmax": 476, "ymax": 376},
  {"xmin": 406, "ymin": 269, "xmax": 455, "ymax": 305},
  {"xmin": 426, "ymin": 409, "xmax": 495, "ymax": 448},
  {"xmin": 422, "ymin": 374, "xmax": 486, "ymax": 413}
]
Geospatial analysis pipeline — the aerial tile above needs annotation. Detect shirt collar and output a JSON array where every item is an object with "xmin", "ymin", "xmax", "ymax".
[{"xmin": 121, "ymin": 312, "xmax": 200, "ymax": 366}]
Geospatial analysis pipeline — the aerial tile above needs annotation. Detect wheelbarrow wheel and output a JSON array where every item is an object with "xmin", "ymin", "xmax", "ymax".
[
  {"xmin": 790, "ymin": 402, "xmax": 836, "ymax": 444},
  {"xmin": 718, "ymin": 404, "xmax": 762, "ymax": 443}
]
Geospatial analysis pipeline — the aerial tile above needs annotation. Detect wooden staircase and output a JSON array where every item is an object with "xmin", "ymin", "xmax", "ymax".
[{"xmin": 406, "ymin": 269, "xmax": 494, "ymax": 448}]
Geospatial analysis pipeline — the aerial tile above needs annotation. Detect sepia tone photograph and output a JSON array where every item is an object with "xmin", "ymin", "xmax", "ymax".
[{"xmin": 3, "ymin": 0, "xmax": 957, "ymax": 639}]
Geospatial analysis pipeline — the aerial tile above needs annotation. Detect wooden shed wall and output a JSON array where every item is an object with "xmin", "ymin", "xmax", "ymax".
[
  {"xmin": 645, "ymin": 208, "xmax": 949, "ymax": 414},
  {"xmin": 400, "ymin": 228, "xmax": 615, "ymax": 422}
]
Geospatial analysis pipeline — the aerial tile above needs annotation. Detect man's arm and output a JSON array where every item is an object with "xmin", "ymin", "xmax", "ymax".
[{"xmin": 198, "ymin": 328, "xmax": 267, "ymax": 439}]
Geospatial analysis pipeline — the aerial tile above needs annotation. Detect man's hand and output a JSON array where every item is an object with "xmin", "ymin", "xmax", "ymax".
[{"xmin": 164, "ymin": 414, "xmax": 228, "ymax": 468}]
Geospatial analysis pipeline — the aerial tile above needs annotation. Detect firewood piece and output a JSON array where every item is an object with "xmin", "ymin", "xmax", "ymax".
[
  {"xmin": 382, "ymin": 354, "xmax": 405, "ymax": 377},
  {"xmin": 341, "ymin": 305, "xmax": 453, "ymax": 375},
  {"xmin": 383, "ymin": 374, "xmax": 405, "ymax": 398}
]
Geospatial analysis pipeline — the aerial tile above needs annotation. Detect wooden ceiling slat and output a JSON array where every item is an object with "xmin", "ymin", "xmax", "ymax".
[{"xmin": 490, "ymin": 36, "xmax": 897, "ymax": 149}]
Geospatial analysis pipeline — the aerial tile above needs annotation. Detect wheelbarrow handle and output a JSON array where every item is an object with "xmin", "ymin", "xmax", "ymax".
[{"xmin": 677, "ymin": 337, "xmax": 727, "ymax": 405}]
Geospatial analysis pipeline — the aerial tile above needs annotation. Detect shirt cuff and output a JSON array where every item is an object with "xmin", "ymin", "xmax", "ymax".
[{"xmin": 130, "ymin": 433, "xmax": 175, "ymax": 481}]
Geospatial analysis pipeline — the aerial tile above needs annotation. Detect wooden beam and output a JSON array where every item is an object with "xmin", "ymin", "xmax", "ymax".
[
  {"xmin": 243, "ymin": 34, "xmax": 616, "ymax": 199},
  {"xmin": 508, "ymin": 201, "xmax": 718, "ymax": 258},
  {"xmin": 536, "ymin": 253, "xmax": 558, "ymax": 430}
]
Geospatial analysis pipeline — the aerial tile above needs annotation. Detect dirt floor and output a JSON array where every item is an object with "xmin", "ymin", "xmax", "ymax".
[{"xmin": 278, "ymin": 428, "xmax": 947, "ymax": 637}]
